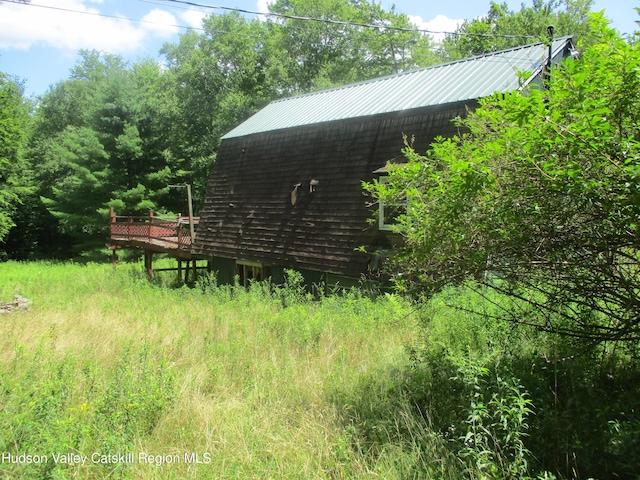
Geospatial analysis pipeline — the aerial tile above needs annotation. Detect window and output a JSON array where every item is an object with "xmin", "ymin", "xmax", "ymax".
[
  {"xmin": 378, "ymin": 176, "xmax": 406, "ymax": 231},
  {"xmin": 235, "ymin": 260, "xmax": 263, "ymax": 287}
]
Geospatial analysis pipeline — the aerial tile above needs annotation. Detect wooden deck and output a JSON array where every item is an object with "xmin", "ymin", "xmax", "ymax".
[{"xmin": 109, "ymin": 208, "xmax": 205, "ymax": 279}]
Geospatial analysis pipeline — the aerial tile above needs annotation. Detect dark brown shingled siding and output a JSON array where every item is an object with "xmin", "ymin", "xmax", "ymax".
[{"xmin": 193, "ymin": 101, "xmax": 474, "ymax": 278}]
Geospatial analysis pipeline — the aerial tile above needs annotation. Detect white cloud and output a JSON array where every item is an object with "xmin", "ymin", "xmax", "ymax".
[
  {"xmin": 409, "ymin": 14, "xmax": 463, "ymax": 43},
  {"xmin": 0, "ymin": 0, "xmax": 179, "ymax": 54},
  {"xmin": 180, "ymin": 7, "xmax": 207, "ymax": 29},
  {"xmin": 256, "ymin": 0, "xmax": 273, "ymax": 14},
  {"xmin": 141, "ymin": 9, "xmax": 179, "ymax": 36}
]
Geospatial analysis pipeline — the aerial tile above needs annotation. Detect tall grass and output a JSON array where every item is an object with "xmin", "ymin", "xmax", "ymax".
[
  {"xmin": 410, "ymin": 284, "xmax": 640, "ymax": 480},
  {"xmin": 0, "ymin": 261, "xmax": 433, "ymax": 479},
  {"xmin": 3, "ymin": 262, "xmax": 638, "ymax": 479}
]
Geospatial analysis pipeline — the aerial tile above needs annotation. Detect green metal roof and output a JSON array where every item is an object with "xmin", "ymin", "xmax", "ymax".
[{"xmin": 222, "ymin": 37, "xmax": 574, "ymax": 139}]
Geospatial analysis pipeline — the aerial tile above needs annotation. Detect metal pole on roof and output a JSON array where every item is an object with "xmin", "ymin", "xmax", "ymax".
[{"xmin": 547, "ymin": 25, "xmax": 555, "ymax": 86}]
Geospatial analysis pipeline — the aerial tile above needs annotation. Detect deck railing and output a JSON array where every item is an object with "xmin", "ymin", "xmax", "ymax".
[{"xmin": 109, "ymin": 208, "xmax": 199, "ymax": 251}]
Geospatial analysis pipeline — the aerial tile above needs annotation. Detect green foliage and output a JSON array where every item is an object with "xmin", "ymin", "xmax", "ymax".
[
  {"xmin": 401, "ymin": 284, "xmax": 640, "ymax": 479},
  {"xmin": 369, "ymin": 16, "xmax": 640, "ymax": 343},
  {"xmin": 443, "ymin": 0, "xmax": 596, "ymax": 60},
  {"xmin": 275, "ymin": 268, "xmax": 310, "ymax": 307},
  {"xmin": 455, "ymin": 358, "xmax": 533, "ymax": 479},
  {"xmin": 0, "ymin": 261, "xmax": 418, "ymax": 478},
  {"xmin": 266, "ymin": 0, "xmax": 435, "ymax": 92},
  {"xmin": 160, "ymin": 13, "xmax": 269, "ymax": 207},
  {"xmin": 20, "ymin": 52, "xmax": 191, "ymax": 255},
  {"xmin": 0, "ymin": 340, "xmax": 175, "ymax": 479},
  {"xmin": 2, "ymin": 261, "xmax": 640, "ymax": 478},
  {"xmin": 95, "ymin": 344, "xmax": 176, "ymax": 450},
  {"xmin": 0, "ymin": 73, "xmax": 31, "ymax": 243},
  {"xmin": 0, "ymin": 194, "xmax": 70, "ymax": 260},
  {"xmin": 159, "ymin": 1, "xmax": 437, "ymax": 212}
]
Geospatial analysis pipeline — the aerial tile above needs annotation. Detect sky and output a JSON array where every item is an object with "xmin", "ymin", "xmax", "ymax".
[{"xmin": 0, "ymin": 0, "xmax": 638, "ymax": 97}]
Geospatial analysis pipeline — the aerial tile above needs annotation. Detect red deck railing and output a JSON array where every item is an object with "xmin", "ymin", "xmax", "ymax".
[{"xmin": 109, "ymin": 208, "xmax": 199, "ymax": 251}]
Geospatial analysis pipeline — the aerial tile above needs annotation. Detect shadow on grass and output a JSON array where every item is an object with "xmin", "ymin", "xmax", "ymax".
[{"xmin": 331, "ymin": 346, "xmax": 640, "ymax": 479}]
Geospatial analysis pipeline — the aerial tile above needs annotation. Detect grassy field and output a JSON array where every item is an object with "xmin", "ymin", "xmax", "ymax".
[
  {"xmin": 0, "ymin": 261, "xmax": 441, "ymax": 479},
  {"xmin": 2, "ymin": 261, "xmax": 640, "ymax": 479}
]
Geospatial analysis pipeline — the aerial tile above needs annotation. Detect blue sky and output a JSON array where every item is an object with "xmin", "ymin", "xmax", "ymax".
[{"xmin": 1, "ymin": 0, "xmax": 638, "ymax": 97}]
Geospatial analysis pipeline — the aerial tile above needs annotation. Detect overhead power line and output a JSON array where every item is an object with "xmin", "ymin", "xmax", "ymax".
[
  {"xmin": 1, "ymin": 0, "xmax": 540, "ymax": 41},
  {"xmin": 0, "ymin": 0, "xmax": 205, "ymax": 31},
  {"xmin": 155, "ymin": 0, "xmax": 538, "ymax": 40}
]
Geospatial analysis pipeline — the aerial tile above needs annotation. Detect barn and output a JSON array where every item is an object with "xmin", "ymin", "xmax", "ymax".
[{"xmin": 192, "ymin": 36, "xmax": 575, "ymax": 288}]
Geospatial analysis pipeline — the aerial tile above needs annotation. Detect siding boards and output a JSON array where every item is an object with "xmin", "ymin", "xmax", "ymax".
[{"xmin": 194, "ymin": 101, "xmax": 473, "ymax": 278}]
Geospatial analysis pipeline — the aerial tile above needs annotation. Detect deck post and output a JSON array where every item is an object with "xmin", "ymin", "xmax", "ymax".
[
  {"xmin": 177, "ymin": 259, "xmax": 183, "ymax": 282},
  {"xmin": 148, "ymin": 211, "xmax": 154, "ymax": 244},
  {"xmin": 145, "ymin": 249, "xmax": 153, "ymax": 277},
  {"xmin": 109, "ymin": 207, "xmax": 116, "ymax": 237},
  {"xmin": 110, "ymin": 208, "xmax": 117, "ymax": 268}
]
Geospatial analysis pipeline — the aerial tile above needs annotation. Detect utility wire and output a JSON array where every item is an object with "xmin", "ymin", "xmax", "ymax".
[
  {"xmin": 1, "ymin": 0, "xmax": 540, "ymax": 41},
  {"xmin": 0, "ymin": 0, "xmax": 412, "ymax": 53},
  {"xmin": 155, "ymin": 0, "xmax": 538, "ymax": 39},
  {"xmin": 0, "ymin": 0, "xmax": 205, "ymax": 31}
]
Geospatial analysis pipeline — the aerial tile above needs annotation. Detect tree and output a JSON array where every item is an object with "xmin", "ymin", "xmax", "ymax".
[
  {"xmin": 442, "ymin": 0, "xmax": 595, "ymax": 60},
  {"xmin": 20, "ymin": 51, "xmax": 183, "ymax": 255},
  {"xmin": 266, "ymin": 0, "xmax": 435, "ymax": 92},
  {"xmin": 0, "ymin": 73, "xmax": 30, "ymax": 244},
  {"xmin": 368, "ymin": 15, "xmax": 640, "ymax": 344},
  {"xmin": 160, "ymin": 13, "xmax": 271, "ymax": 209}
]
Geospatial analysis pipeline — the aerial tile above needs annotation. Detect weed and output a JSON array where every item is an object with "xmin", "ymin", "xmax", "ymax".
[
  {"xmin": 2, "ymin": 261, "xmax": 639, "ymax": 478},
  {"xmin": 454, "ymin": 358, "xmax": 533, "ymax": 479}
]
